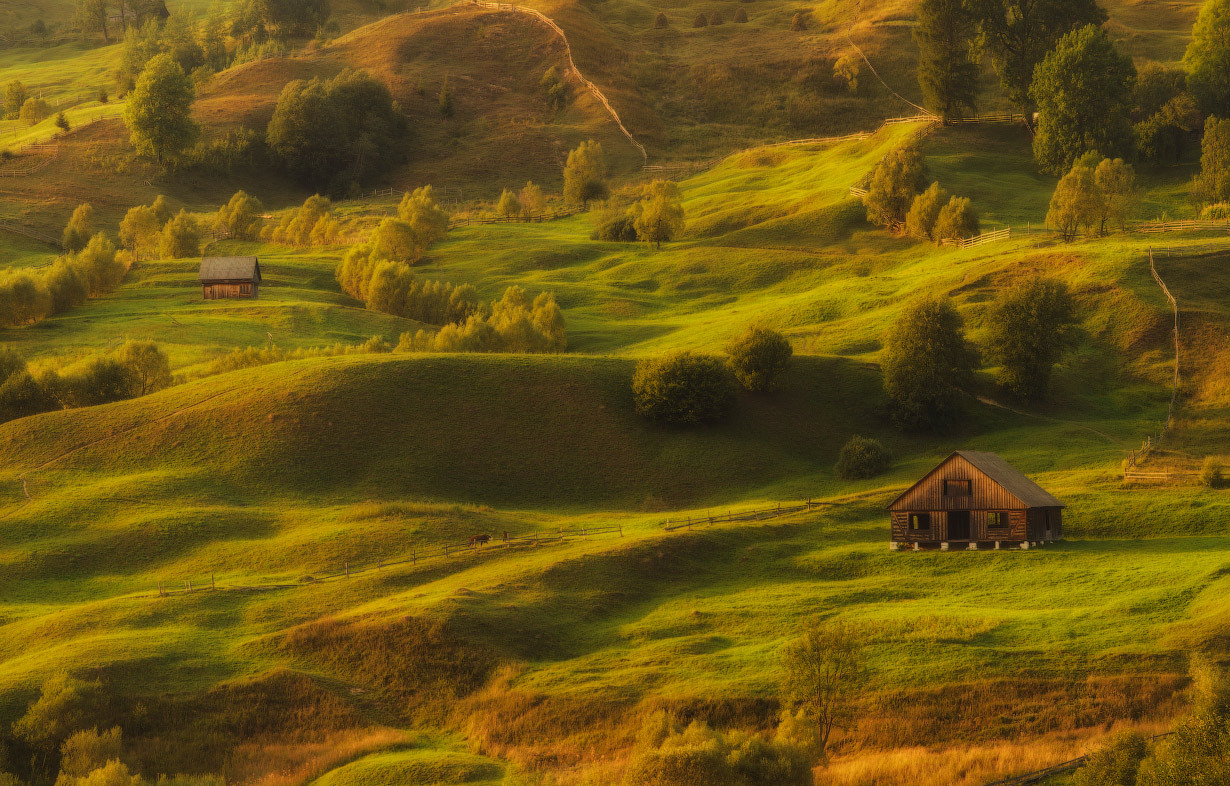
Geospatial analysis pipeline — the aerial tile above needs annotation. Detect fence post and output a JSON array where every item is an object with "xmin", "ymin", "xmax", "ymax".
[
  {"xmin": 344, "ymin": 560, "xmax": 349, "ymax": 578},
  {"xmin": 618, "ymin": 523, "xmax": 623, "ymax": 537},
  {"xmin": 211, "ymin": 572, "xmax": 215, "ymax": 591}
]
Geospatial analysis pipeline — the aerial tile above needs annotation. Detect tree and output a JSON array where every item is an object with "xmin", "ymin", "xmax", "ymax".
[
  {"xmin": 62, "ymin": 204, "xmax": 95, "ymax": 254},
  {"xmin": 725, "ymin": 326, "xmax": 793, "ymax": 393},
  {"xmin": 1138, "ymin": 95, "xmax": 1202, "ymax": 164},
  {"xmin": 158, "ymin": 210, "xmax": 200, "ymax": 258},
  {"xmin": 518, "ymin": 181, "xmax": 545, "ymax": 216},
  {"xmin": 65, "ymin": 760, "xmax": 141, "ymax": 786},
  {"xmin": 984, "ymin": 276, "xmax": 1077, "ymax": 399},
  {"xmin": 117, "ymin": 340, "xmax": 172, "ymax": 396},
  {"xmin": 1030, "ymin": 25, "xmax": 1136, "ymax": 175},
  {"xmin": 1194, "ymin": 116, "xmax": 1230, "ymax": 204},
  {"xmin": 124, "ymin": 53, "xmax": 199, "ymax": 166},
  {"xmin": 45, "ymin": 261, "xmax": 89, "ymax": 315},
  {"xmin": 266, "ymin": 69, "xmax": 408, "ymax": 193},
  {"xmin": 563, "ymin": 140, "xmax": 609, "ymax": 207},
  {"xmin": 905, "ymin": 182, "xmax": 948, "ymax": 240},
  {"xmin": 631, "ymin": 352, "xmax": 737, "ymax": 424},
  {"xmin": 971, "ymin": 0, "xmax": 1107, "ymax": 118},
  {"xmin": 835, "ymin": 435, "xmax": 892, "ymax": 479},
  {"xmin": 1135, "ymin": 658, "xmax": 1230, "ymax": 785},
  {"xmin": 151, "ymin": 195, "xmax": 173, "ymax": 225},
  {"xmin": 1133, "ymin": 61, "xmax": 1187, "ymax": 121},
  {"xmin": 19, "ymin": 97, "xmax": 50, "ymax": 126},
  {"xmin": 864, "ymin": 148, "xmax": 927, "ymax": 228},
  {"xmin": 497, "ymin": 188, "xmax": 521, "ymax": 218},
  {"xmin": 371, "ymin": 218, "xmax": 418, "ymax": 263},
  {"xmin": 631, "ymin": 179, "xmax": 686, "ymax": 249},
  {"xmin": 214, "ymin": 190, "xmax": 264, "ymax": 240},
  {"xmin": 54, "ymin": 112, "xmax": 70, "ymax": 132},
  {"xmin": 882, "ymin": 296, "xmax": 976, "ymax": 429},
  {"xmin": 3, "ymin": 81, "xmax": 27, "ymax": 120},
  {"xmin": 780, "ymin": 621, "xmax": 866, "ymax": 756},
  {"xmin": 11, "ymin": 673, "xmax": 102, "ymax": 770},
  {"xmin": 71, "ymin": 234, "xmax": 127, "ymax": 296},
  {"xmin": 118, "ymin": 19, "xmax": 161, "ymax": 88},
  {"xmin": 438, "ymin": 74, "xmax": 454, "ymax": 118},
  {"xmin": 397, "ymin": 185, "xmax": 449, "ymax": 257},
  {"xmin": 1046, "ymin": 158, "xmax": 1103, "ymax": 240},
  {"xmin": 74, "ymin": 0, "xmax": 110, "ymax": 43},
  {"xmin": 59, "ymin": 727, "xmax": 123, "ymax": 780},
  {"xmin": 1184, "ymin": 0, "xmax": 1230, "ymax": 116},
  {"xmin": 914, "ymin": 0, "xmax": 979, "ymax": 122},
  {"xmin": 1093, "ymin": 158, "xmax": 1135, "ymax": 233},
  {"xmin": 933, "ymin": 195, "xmax": 979, "ymax": 241},
  {"xmin": 1200, "ymin": 456, "xmax": 1224, "ymax": 488}
]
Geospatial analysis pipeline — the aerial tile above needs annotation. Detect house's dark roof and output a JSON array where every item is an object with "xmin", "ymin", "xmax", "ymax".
[
  {"xmin": 887, "ymin": 450, "xmax": 1064, "ymax": 509},
  {"xmin": 199, "ymin": 256, "xmax": 260, "ymax": 283}
]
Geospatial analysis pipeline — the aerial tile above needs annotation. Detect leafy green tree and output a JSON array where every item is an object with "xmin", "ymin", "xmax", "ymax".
[
  {"xmin": 213, "ymin": 190, "xmax": 264, "ymax": 240},
  {"xmin": 1184, "ymin": 0, "xmax": 1230, "ymax": 116},
  {"xmin": 631, "ymin": 179, "xmax": 686, "ymax": 249},
  {"xmin": 117, "ymin": 340, "xmax": 172, "ymax": 396},
  {"xmin": 124, "ymin": 53, "xmax": 200, "ymax": 166},
  {"xmin": 64, "ymin": 759, "xmax": 141, "ymax": 786},
  {"xmin": 1046, "ymin": 157, "xmax": 1102, "ymax": 240},
  {"xmin": 882, "ymin": 296, "xmax": 976, "ymax": 429},
  {"xmin": 1133, "ymin": 61, "xmax": 1187, "ymax": 121},
  {"xmin": 541, "ymin": 66, "xmax": 567, "ymax": 111},
  {"xmin": 835, "ymin": 435, "xmax": 892, "ymax": 479},
  {"xmin": 45, "ymin": 260, "xmax": 89, "ymax": 314},
  {"xmin": 119, "ymin": 205, "xmax": 160, "ymax": 259},
  {"xmin": 971, "ymin": 0, "xmax": 1107, "ymax": 118},
  {"xmin": 266, "ymin": 69, "xmax": 408, "ymax": 193},
  {"xmin": 725, "ymin": 326, "xmax": 793, "ymax": 393},
  {"xmin": 58, "ymin": 727, "xmax": 123, "ymax": 780},
  {"xmin": 4, "ymin": 81, "xmax": 27, "ymax": 119},
  {"xmin": 54, "ymin": 112, "xmax": 70, "ymax": 132},
  {"xmin": 11, "ymin": 673, "xmax": 103, "ymax": 771},
  {"xmin": 864, "ymin": 147, "xmax": 927, "ymax": 228},
  {"xmin": 933, "ymin": 195, "xmax": 979, "ymax": 241},
  {"xmin": 118, "ymin": 19, "xmax": 161, "ymax": 88},
  {"xmin": 1093, "ymin": 158, "xmax": 1135, "ymax": 233},
  {"xmin": 497, "ymin": 189, "xmax": 521, "ymax": 217},
  {"xmin": 74, "ymin": 0, "xmax": 110, "ymax": 43},
  {"xmin": 157, "ymin": 210, "xmax": 201, "ymax": 259},
  {"xmin": 1194, "ymin": 116, "xmax": 1230, "ymax": 204},
  {"xmin": 397, "ymin": 185, "xmax": 449, "ymax": 256},
  {"xmin": 780, "ymin": 621, "xmax": 866, "ymax": 756},
  {"xmin": 914, "ymin": 0, "xmax": 979, "ymax": 122},
  {"xmin": 905, "ymin": 182, "xmax": 948, "ymax": 240},
  {"xmin": 1137, "ymin": 95, "xmax": 1202, "ymax": 164},
  {"xmin": 518, "ymin": 181, "xmax": 545, "ymax": 215},
  {"xmin": 632, "ymin": 351, "xmax": 736, "ymax": 424},
  {"xmin": 161, "ymin": 12, "xmax": 205, "ymax": 72},
  {"xmin": 438, "ymin": 74, "xmax": 454, "ymax": 118},
  {"xmin": 984, "ymin": 276, "xmax": 1076, "ymax": 399},
  {"xmin": 563, "ymin": 140, "xmax": 609, "ymax": 207},
  {"xmin": 371, "ymin": 218, "xmax": 418, "ymax": 263},
  {"xmin": 19, "ymin": 97, "xmax": 50, "ymax": 126},
  {"xmin": 1030, "ymin": 25, "xmax": 1136, "ymax": 175},
  {"xmin": 71, "ymin": 233, "xmax": 127, "ymax": 296},
  {"xmin": 151, "ymin": 194, "xmax": 173, "ymax": 225},
  {"xmin": 62, "ymin": 204, "xmax": 95, "ymax": 253},
  {"xmin": 1199, "ymin": 456, "xmax": 1224, "ymax": 488}
]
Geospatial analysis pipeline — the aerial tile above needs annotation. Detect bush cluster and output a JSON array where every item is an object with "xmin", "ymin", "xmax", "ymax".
[
  {"xmin": 0, "ymin": 230, "xmax": 129, "ymax": 328},
  {"xmin": 725, "ymin": 326, "xmax": 793, "ymax": 392},
  {"xmin": 1046, "ymin": 154, "xmax": 1136, "ymax": 240},
  {"xmin": 632, "ymin": 351, "xmax": 736, "ymax": 424},
  {"xmin": 591, "ymin": 180, "xmax": 686, "ymax": 248},
  {"xmin": 835, "ymin": 435, "xmax": 892, "ymax": 479},
  {"xmin": 337, "ymin": 247, "xmax": 479, "ymax": 325},
  {"xmin": 265, "ymin": 195, "xmax": 341, "ymax": 247},
  {"xmin": 425, "ymin": 286, "xmax": 566, "ymax": 353}
]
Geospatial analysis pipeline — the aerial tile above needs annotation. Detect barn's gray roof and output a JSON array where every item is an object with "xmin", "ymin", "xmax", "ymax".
[
  {"xmin": 953, "ymin": 451, "xmax": 1064, "ymax": 507},
  {"xmin": 199, "ymin": 256, "xmax": 260, "ymax": 283}
]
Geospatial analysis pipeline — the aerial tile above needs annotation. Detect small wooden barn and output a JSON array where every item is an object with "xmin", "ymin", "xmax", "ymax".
[
  {"xmin": 887, "ymin": 451, "xmax": 1064, "ymax": 550},
  {"xmin": 200, "ymin": 256, "xmax": 261, "ymax": 300}
]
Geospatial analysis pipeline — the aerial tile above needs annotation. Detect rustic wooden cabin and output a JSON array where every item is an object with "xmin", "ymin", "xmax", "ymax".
[
  {"xmin": 199, "ymin": 256, "xmax": 261, "ymax": 300},
  {"xmin": 887, "ymin": 451, "xmax": 1064, "ymax": 550}
]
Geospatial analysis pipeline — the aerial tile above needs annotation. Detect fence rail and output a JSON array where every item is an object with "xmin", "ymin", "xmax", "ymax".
[
  {"xmin": 982, "ymin": 733, "xmax": 1171, "ymax": 786},
  {"xmin": 1137, "ymin": 219, "xmax": 1230, "ymax": 234},
  {"xmin": 450, "ymin": 206, "xmax": 584, "ymax": 226},
  {"xmin": 0, "ymin": 218, "xmax": 63, "ymax": 249},
  {"xmin": 0, "ymin": 144, "xmax": 59, "ymax": 176},
  {"xmin": 940, "ymin": 227, "xmax": 1011, "ymax": 249},
  {"xmin": 660, "ymin": 499, "xmax": 824, "ymax": 532},
  {"xmin": 1124, "ymin": 249, "xmax": 1181, "ymax": 476}
]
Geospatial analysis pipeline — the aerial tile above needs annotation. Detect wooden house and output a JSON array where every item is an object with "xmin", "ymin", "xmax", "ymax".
[
  {"xmin": 200, "ymin": 256, "xmax": 261, "ymax": 300},
  {"xmin": 887, "ymin": 451, "xmax": 1063, "ymax": 550}
]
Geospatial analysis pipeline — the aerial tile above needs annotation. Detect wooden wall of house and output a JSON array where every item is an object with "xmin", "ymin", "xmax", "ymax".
[
  {"xmin": 889, "ymin": 454, "xmax": 1029, "ymax": 512},
  {"xmin": 891, "ymin": 509, "xmax": 1028, "ymax": 542},
  {"xmin": 1026, "ymin": 508, "xmax": 1062, "ymax": 540},
  {"xmin": 203, "ymin": 282, "xmax": 258, "ymax": 300}
]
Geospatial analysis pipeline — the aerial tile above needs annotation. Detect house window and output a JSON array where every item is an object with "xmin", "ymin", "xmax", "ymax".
[
  {"xmin": 908, "ymin": 513, "xmax": 930, "ymax": 531},
  {"xmin": 987, "ymin": 512, "xmax": 1009, "ymax": 529},
  {"xmin": 944, "ymin": 479, "xmax": 972, "ymax": 496}
]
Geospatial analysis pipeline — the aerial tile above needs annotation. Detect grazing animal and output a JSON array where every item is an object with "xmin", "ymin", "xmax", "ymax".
[{"xmin": 468, "ymin": 534, "xmax": 491, "ymax": 547}]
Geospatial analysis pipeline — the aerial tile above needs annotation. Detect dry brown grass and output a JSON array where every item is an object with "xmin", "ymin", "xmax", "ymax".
[{"xmin": 230, "ymin": 728, "xmax": 410, "ymax": 786}]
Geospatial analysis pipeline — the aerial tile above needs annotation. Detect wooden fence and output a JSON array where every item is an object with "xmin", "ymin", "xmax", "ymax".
[
  {"xmin": 660, "ymin": 499, "xmax": 824, "ymax": 532},
  {"xmin": 0, "ymin": 144, "xmax": 59, "ymax": 176},
  {"xmin": 0, "ymin": 218, "xmax": 63, "ymax": 249},
  {"xmin": 982, "ymin": 734, "xmax": 1170, "ymax": 786},
  {"xmin": 1124, "ymin": 249, "xmax": 1181, "ymax": 476},
  {"xmin": 450, "ymin": 206, "xmax": 584, "ymax": 226},
  {"xmin": 1137, "ymin": 219, "xmax": 1230, "ymax": 234},
  {"xmin": 152, "ymin": 523, "xmax": 625, "ymax": 598},
  {"xmin": 939, "ymin": 226, "xmax": 1011, "ymax": 249}
]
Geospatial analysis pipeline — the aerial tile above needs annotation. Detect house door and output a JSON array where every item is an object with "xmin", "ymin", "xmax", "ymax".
[{"xmin": 948, "ymin": 510, "xmax": 971, "ymax": 541}]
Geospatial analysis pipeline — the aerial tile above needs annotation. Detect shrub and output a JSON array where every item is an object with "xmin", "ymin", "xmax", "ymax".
[
  {"xmin": 1074, "ymin": 730, "xmax": 1147, "ymax": 786},
  {"xmin": 563, "ymin": 140, "xmax": 609, "ymax": 207},
  {"xmin": 117, "ymin": 340, "xmax": 172, "ymax": 396},
  {"xmin": 62, "ymin": 203, "xmax": 95, "ymax": 253},
  {"xmin": 71, "ymin": 233, "xmax": 127, "ymax": 296},
  {"xmin": 1200, "ymin": 456, "xmax": 1224, "ymax": 488},
  {"xmin": 632, "ymin": 351, "xmax": 736, "ymax": 424},
  {"xmin": 19, "ymin": 97, "xmax": 50, "ymax": 126},
  {"xmin": 268, "ymin": 195, "xmax": 340, "ymax": 247},
  {"xmin": 371, "ymin": 218, "xmax": 420, "ymax": 264},
  {"xmin": 59, "ymin": 727, "xmax": 123, "ymax": 779},
  {"xmin": 335, "ymin": 245, "xmax": 481, "ymax": 325},
  {"xmin": 0, "ymin": 270, "xmax": 51, "ymax": 326},
  {"xmin": 932, "ymin": 196, "xmax": 979, "ymax": 241},
  {"xmin": 985, "ymin": 276, "xmax": 1077, "ymax": 400},
  {"xmin": 631, "ymin": 180, "xmax": 686, "ymax": 248},
  {"xmin": 119, "ymin": 204, "xmax": 162, "ymax": 258},
  {"xmin": 54, "ymin": 112, "xmax": 70, "ymax": 132},
  {"xmin": 624, "ymin": 716, "xmax": 812, "ymax": 786},
  {"xmin": 397, "ymin": 185, "xmax": 450, "ymax": 256},
  {"xmin": 541, "ymin": 66, "xmax": 567, "ymax": 111},
  {"xmin": 158, "ymin": 210, "xmax": 201, "ymax": 259},
  {"xmin": 654, "ymin": 12, "xmax": 669, "ymax": 28},
  {"xmin": 518, "ymin": 181, "xmax": 545, "ymax": 215},
  {"xmin": 497, "ymin": 188, "xmax": 521, "ymax": 217},
  {"xmin": 833, "ymin": 53, "xmax": 861, "ymax": 94},
  {"xmin": 725, "ymin": 326, "xmax": 793, "ymax": 392},
  {"xmin": 905, "ymin": 182, "xmax": 947, "ymax": 240},
  {"xmin": 594, "ymin": 212, "xmax": 638, "ymax": 242},
  {"xmin": 709, "ymin": 11, "xmax": 724, "ymax": 25},
  {"xmin": 694, "ymin": 13, "xmax": 708, "ymax": 27},
  {"xmin": 214, "ymin": 190, "xmax": 263, "ymax": 241},
  {"xmin": 734, "ymin": 8, "xmax": 748, "ymax": 22},
  {"xmin": 1201, "ymin": 203, "xmax": 1230, "ymax": 219},
  {"xmin": 835, "ymin": 435, "xmax": 892, "ymax": 479}
]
